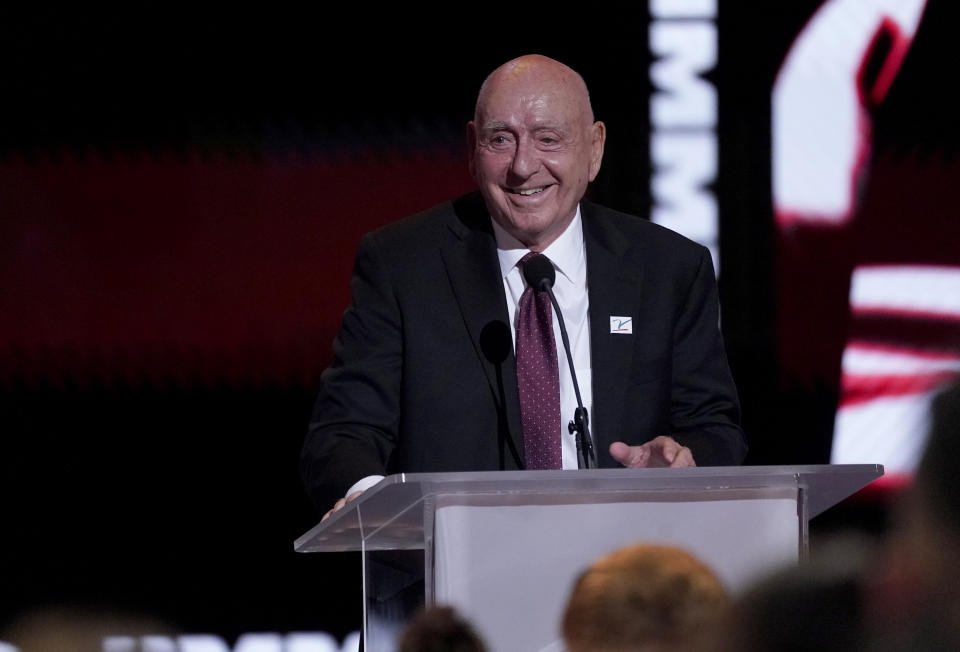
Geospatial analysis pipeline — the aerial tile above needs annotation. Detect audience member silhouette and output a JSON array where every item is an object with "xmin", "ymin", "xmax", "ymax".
[
  {"xmin": 865, "ymin": 380, "xmax": 960, "ymax": 650},
  {"xmin": 562, "ymin": 543, "xmax": 730, "ymax": 652},
  {"xmin": 398, "ymin": 605, "xmax": 488, "ymax": 652}
]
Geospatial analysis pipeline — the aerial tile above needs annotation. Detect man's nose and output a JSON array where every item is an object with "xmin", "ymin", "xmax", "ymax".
[{"xmin": 509, "ymin": 137, "xmax": 539, "ymax": 179}]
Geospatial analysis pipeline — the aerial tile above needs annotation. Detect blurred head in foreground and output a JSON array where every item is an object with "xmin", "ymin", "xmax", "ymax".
[
  {"xmin": 0, "ymin": 606, "xmax": 172, "ymax": 652},
  {"xmin": 912, "ymin": 380, "xmax": 960, "ymax": 534},
  {"xmin": 722, "ymin": 536, "xmax": 875, "ymax": 652},
  {"xmin": 562, "ymin": 543, "xmax": 730, "ymax": 652},
  {"xmin": 399, "ymin": 605, "xmax": 487, "ymax": 652},
  {"xmin": 866, "ymin": 380, "xmax": 960, "ymax": 650}
]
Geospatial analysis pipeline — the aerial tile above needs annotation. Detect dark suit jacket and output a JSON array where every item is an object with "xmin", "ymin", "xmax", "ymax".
[{"xmin": 301, "ymin": 192, "xmax": 746, "ymax": 511}]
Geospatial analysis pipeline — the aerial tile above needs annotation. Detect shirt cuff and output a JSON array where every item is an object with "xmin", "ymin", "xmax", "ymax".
[{"xmin": 346, "ymin": 475, "xmax": 385, "ymax": 498}]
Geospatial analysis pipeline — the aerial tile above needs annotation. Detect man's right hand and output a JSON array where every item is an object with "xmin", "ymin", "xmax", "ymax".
[
  {"xmin": 322, "ymin": 490, "xmax": 364, "ymax": 522},
  {"xmin": 609, "ymin": 436, "xmax": 696, "ymax": 468}
]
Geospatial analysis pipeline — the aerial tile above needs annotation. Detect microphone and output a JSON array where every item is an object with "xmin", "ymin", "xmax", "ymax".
[
  {"xmin": 522, "ymin": 254, "xmax": 596, "ymax": 469},
  {"xmin": 522, "ymin": 253, "xmax": 556, "ymax": 292}
]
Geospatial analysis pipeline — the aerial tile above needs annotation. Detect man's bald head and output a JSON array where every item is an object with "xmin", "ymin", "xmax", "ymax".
[
  {"xmin": 475, "ymin": 55, "xmax": 596, "ymax": 125},
  {"xmin": 468, "ymin": 55, "xmax": 605, "ymax": 250}
]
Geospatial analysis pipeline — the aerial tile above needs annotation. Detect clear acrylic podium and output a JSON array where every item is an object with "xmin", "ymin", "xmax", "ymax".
[{"xmin": 295, "ymin": 465, "xmax": 882, "ymax": 652}]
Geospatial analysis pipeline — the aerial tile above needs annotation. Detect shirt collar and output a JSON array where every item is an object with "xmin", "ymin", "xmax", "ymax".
[{"xmin": 492, "ymin": 206, "xmax": 584, "ymax": 286}]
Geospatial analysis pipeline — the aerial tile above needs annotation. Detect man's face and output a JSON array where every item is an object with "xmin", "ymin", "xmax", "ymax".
[{"xmin": 468, "ymin": 65, "xmax": 605, "ymax": 250}]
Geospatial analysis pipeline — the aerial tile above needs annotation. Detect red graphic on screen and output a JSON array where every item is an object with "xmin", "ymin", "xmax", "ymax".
[{"xmin": 772, "ymin": 0, "xmax": 960, "ymax": 475}]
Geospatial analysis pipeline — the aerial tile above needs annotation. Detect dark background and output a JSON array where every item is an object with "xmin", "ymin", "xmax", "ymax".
[{"xmin": 2, "ymin": 2, "xmax": 954, "ymax": 644}]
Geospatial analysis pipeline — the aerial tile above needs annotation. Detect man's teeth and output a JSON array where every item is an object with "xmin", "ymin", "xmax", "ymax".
[{"xmin": 518, "ymin": 188, "xmax": 544, "ymax": 196}]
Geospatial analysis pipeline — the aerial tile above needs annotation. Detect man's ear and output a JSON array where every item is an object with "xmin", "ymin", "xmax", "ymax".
[
  {"xmin": 465, "ymin": 121, "xmax": 478, "ymax": 180},
  {"xmin": 588, "ymin": 121, "xmax": 607, "ymax": 181}
]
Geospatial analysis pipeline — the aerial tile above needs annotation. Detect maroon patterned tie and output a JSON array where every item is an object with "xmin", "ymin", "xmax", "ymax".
[{"xmin": 516, "ymin": 253, "xmax": 562, "ymax": 470}]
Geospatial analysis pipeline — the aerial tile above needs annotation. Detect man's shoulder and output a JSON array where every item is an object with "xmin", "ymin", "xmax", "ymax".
[
  {"xmin": 581, "ymin": 200, "xmax": 707, "ymax": 260},
  {"xmin": 366, "ymin": 191, "xmax": 488, "ymax": 246}
]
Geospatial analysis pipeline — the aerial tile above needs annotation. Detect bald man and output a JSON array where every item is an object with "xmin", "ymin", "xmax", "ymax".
[{"xmin": 301, "ymin": 55, "xmax": 746, "ymax": 516}]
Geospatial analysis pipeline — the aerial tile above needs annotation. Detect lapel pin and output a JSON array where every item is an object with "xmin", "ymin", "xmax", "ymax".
[{"xmin": 610, "ymin": 316, "xmax": 633, "ymax": 334}]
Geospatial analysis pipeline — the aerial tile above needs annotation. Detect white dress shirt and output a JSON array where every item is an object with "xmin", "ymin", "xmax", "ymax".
[{"xmin": 492, "ymin": 206, "xmax": 593, "ymax": 470}]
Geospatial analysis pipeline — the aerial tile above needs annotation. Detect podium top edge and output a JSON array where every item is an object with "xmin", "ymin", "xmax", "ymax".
[
  {"xmin": 384, "ymin": 464, "xmax": 883, "ymax": 486},
  {"xmin": 294, "ymin": 465, "xmax": 885, "ymax": 552}
]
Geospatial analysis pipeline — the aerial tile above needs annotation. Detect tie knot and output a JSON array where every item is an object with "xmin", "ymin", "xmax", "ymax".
[{"xmin": 519, "ymin": 251, "xmax": 539, "ymax": 266}]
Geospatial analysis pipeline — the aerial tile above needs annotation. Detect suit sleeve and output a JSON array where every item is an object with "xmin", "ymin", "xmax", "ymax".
[
  {"xmin": 300, "ymin": 232, "xmax": 402, "ymax": 512},
  {"xmin": 669, "ymin": 247, "xmax": 748, "ymax": 465}
]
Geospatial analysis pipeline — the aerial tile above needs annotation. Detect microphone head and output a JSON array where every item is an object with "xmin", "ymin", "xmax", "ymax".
[
  {"xmin": 479, "ymin": 320, "xmax": 512, "ymax": 364},
  {"xmin": 522, "ymin": 253, "xmax": 556, "ymax": 291}
]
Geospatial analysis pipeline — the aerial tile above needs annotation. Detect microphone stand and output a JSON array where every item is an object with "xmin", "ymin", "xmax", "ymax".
[{"xmin": 542, "ymin": 283, "xmax": 596, "ymax": 469}]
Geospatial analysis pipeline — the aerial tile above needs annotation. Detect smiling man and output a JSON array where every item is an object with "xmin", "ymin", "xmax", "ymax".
[
  {"xmin": 468, "ymin": 55, "xmax": 605, "ymax": 252},
  {"xmin": 301, "ymin": 55, "xmax": 746, "ymax": 516}
]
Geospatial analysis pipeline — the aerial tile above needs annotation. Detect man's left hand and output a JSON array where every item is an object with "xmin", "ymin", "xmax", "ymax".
[{"xmin": 609, "ymin": 436, "xmax": 696, "ymax": 468}]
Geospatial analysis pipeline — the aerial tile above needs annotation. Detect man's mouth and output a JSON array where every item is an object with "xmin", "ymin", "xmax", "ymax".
[{"xmin": 510, "ymin": 186, "xmax": 547, "ymax": 196}]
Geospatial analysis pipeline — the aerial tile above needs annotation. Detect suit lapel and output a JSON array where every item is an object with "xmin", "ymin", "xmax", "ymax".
[
  {"xmin": 582, "ymin": 202, "xmax": 644, "ymax": 465},
  {"xmin": 440, "ymin": 194, "xmax": 524, "ymax": 468}
]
